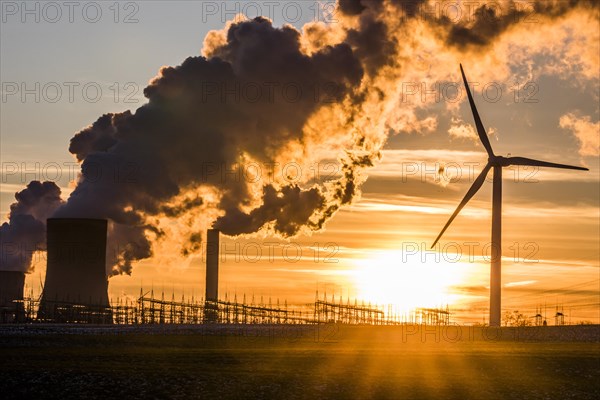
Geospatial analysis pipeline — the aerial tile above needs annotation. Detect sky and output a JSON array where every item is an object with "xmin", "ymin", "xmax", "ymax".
[{"xmin": 1, "ymin": 1, "xmax": 599, "ymax": 324}]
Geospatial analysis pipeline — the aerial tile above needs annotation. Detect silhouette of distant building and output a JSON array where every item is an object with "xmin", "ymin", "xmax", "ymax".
[{"xmin": 0, "ymin": 271, "xmax": 25, "ymax": 322}]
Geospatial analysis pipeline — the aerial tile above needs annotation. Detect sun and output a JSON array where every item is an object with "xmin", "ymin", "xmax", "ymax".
[{"xmin": 352, "ymin": 249, "xmax": 469, "ymax": 314}]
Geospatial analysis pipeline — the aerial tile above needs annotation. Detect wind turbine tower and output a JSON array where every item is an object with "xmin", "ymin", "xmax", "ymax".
[{"xmin": 432, "ymin": 65, "xmax": 588, "ymax": 327}]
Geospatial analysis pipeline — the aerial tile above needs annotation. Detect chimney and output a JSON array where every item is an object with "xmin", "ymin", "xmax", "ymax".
[
  {"xmin": 205, "ymin": 229, "xmax": 220, "ymax": 302},
  {"xmin": 38, "ymin": 218, "xmax": 111, "ymax": 323},
  {"xmin": 0, "ymin": 271, "xmax": 25, "ymax": 323},
  {"xmin": 204, "ymin": 229, "xmax": 219, "ymax": 322}
]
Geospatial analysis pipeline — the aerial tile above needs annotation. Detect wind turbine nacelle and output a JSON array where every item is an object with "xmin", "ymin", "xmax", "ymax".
[{"xmin": 489, "ymin": 156, "xmax": 511, "ymax": 167}]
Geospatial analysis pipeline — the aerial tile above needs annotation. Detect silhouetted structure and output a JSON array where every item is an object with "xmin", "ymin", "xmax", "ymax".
[
  {"xmin": 555, "ymin": 305, "xmax": 565, "ymax": 326},
  {"xmin": 0, "ymin": 271, "xmax": 25, "ymax": 322},
  {"xmin": 534, "ymin": 306, "xmax": 544, "ymax": 326},
  {"xmin": 314, "ymin": 292, "xmax": 385, "ymax": 325},
  {"xmin": 11, "ymin": 288, "xmax": 449, "ymax": 325},
  {"xmin": 37, "ymin": 218, "xmax": 112, "ymax": 323},
  {"xmin": 4, "ymin": 221, "xmax": 453, "ymax": 326},
  {"xmin": 204, "ymin": 229, "xmax": 220, "ymax": 322},
  {"xmin": 432, "ymin": 64, "xmax": 588, "ymax": 327}
]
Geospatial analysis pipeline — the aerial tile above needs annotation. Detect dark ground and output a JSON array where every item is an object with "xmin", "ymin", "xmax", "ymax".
[{"xmin": 0, "ymin": 324, "xmax": 598, "ymax": 399}]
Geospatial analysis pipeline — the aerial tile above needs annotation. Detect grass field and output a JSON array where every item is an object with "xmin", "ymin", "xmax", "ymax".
[{"xmin": 1, "ymin": 324, "xmax": 598, "ymax": 399}]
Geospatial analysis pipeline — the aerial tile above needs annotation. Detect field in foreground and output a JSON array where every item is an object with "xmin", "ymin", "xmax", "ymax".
[{"xmin": 0, "ymin": 324, "xmax": 598, "ymax": 400}]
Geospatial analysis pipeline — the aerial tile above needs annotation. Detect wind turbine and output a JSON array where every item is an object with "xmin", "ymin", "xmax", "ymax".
[{"xmin": 432, "ymin": 64, "xmax": 588, "ymax": 327}]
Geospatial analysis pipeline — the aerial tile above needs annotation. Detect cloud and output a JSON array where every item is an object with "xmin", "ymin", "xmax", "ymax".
[
  {"xmin": 559, "ymin": 112, "xmax": 600, "ymax": 156},
  {"xmin": 448, "ymin": 117, "xmax": 478, "ymax": 140}
]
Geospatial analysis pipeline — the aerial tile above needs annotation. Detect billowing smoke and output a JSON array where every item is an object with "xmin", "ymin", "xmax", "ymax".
[
  {"xmin": 1, "ymin": 0, "xmax": 597, "ymax": 275},
  {"xmin": 0, "ymin": 181, "xmax": 64, "ymax": 272}
]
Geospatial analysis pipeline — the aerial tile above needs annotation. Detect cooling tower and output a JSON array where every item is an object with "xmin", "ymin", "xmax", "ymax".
[
  {"xmin": 204, "ymin": 229, "xmax": 220, "ymax": 322},
  {"xmin": 37, "ymin": 218, "xmax": 111, "ymax": 323},
  {"xmin": 0, "ymin": 271, "xmax": 25, "ymax": 323}
]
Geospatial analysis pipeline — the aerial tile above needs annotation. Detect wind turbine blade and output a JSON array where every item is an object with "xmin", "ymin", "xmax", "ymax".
[
  {"xmin": 431, "ymin": 163, "xmax": 492, "ymax": 248},
  {"xmin": 460, "ymin": 64, "xmax": 494, "ymax": 157},
  {"xmin": 506, "ymin": 157, "xmax": 589, "ymax": 171}
]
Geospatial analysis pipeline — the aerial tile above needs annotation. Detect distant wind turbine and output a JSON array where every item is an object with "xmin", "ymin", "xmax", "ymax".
[{"xmin": 432, "ymin": 64, "xmax": 588, "ymax": 327}]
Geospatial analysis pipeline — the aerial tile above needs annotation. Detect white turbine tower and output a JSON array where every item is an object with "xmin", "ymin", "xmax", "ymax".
[{"xmin": 432, "ymin": 64, "xmax": 589, "ymax": 327}]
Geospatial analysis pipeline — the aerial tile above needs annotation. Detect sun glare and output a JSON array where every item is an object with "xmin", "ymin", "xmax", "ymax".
[{"xmin": 352, "ymin": 250, "xmax": 469, "ymax": 314}]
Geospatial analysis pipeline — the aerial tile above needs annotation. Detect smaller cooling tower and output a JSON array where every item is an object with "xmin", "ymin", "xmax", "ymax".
[
  {"xmin": 38, "ymin": 218, "xmax": 111, "ymax": 323},
  {"xmin": 0, "ymin": 271, "xmax": 25, "ymax": 323}
]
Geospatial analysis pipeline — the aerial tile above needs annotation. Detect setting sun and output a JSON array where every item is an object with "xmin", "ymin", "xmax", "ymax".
[{"xmin": 352, "ymin": 250, "xmax": 469, "ymax": 314}]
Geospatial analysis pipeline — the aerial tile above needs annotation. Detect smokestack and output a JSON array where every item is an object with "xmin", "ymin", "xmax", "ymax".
[
  {"xmin": 0, "ymin": 271, "xmax": 25, "ymax": 323},
  {"xmin": 205, "ymin": 229, "xmax": 220, "ymax": 302},
  {"xmin": 204, "ymin": 229, "xmax": 219, "ymax": 322},
  {"xmin": 38, "ymin": 218, "xmax": 111, "ymax": 323}
]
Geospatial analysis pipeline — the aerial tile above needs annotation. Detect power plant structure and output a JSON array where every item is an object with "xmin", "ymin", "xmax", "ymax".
[
  {"xmin": 37, "ymin": 218, "xmax": 112, "ymax": 323},
  {"xmin": 2, "ymin": 223, "xmax": 453, "ymax": 326},
  {"xmin": 0, "ymin": 271, "xmax": 25, "ymax": 323},
  {"xmin": 1, "ymin": 212, "xmax": 587, "ymax": 326},
  {"xmin": 204, "ymin": 229, "xmax": 220, "ymax": 322}
]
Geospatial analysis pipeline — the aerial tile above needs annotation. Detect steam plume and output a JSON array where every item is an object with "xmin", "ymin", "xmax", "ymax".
[{"xmin": 0, "ymin": 182, "xmax": 63, "ymax": 272}]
